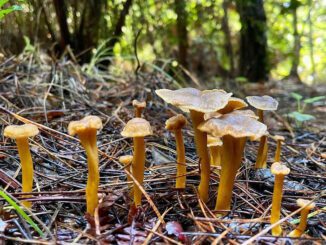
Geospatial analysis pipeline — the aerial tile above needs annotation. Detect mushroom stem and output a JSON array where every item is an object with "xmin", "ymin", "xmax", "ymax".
[
  {"xmin": 190, "ymin": 110, "xmax": 210, "ymax": 203},
  {"xmin": 135, "ymin": 109, "xmax": 142, "ymax": 118},
  {"xmin": 132, "ymin": 137, "xmax": 145, "ymax": 206},
  {"xmin": 288, "ymin": 208, "xmax": 310, "ymax": 237},
  {"xmin": 209, "ymin": 145, "xmax": 222, "ymax": 167},
  {"xmin": 215, "ymin": 135, "xmax": 246, "ymax": 213},
  {"xmin": 16, "ymin": 138, "xmax": 33, "ymax": 208},
  {"xmin": 255, "ymin": 135, "xmax": 268, "ymax": 169},
  {"xmin": 271, "ymin": 174, "xmax": 285, "ymax": 236},
  {"xmin": 79, "ymin": 131, "xmax": 99, "ymax": 215},
  {"xmin": 257, "ymin": 109, "xmax": 264, "ymax": 123},
  {"xmin": 274, "ymin": 139, "xmax": 282, "ymax": 162},
  {"xmin": 174, "ymin": 129, "xmax": 186, "ymax": 189}
]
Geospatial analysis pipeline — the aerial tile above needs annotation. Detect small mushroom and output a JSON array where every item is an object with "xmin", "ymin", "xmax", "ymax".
[
  {"xmin": 156, "ymin": 88, "xmax": 232, "ymax": 202},
  {"xmin": 270, "ymin": 162, "xmax": 290, "ymax": 236},
  {"xmin": 246, "ymin": 95, "xmax": 279, "ymax": 169},
  {"xmin": 288, "ymin": 199, "xmax": 315, "ymax": 238},
  {"xmin": 273, "ymin": 135, "xmax": 285, "ymax": 162},
  {"xmin": 218, "ymin": 97, "xmax": 248, "ymax": 114},
  {"xmin": 119, "ymin": 155, "xmax": 133, "ymax": 184},
  {"xmin": 165, "ymin": 114, "xmax": 187, "ymax": 189},
  {"xmin": 121, "ymin": 118, "xmax": 153, "ymax": 206},
  {"xmin": 4, "ymin": 124, "xmax": 39, "ymax": 208},
  {"xmin": 199, "ymin": 113, "xmax": 267, "ymax": 213},
  {"xmin": 207, "ymin": 135, "xmax": 222, "ymax": 168},
  {"xmin": 132, "ymin": 100, "xmax": 146, "ymax": 118},
  {"xmin": 68, "ymin": 116, "xmax": 102, "ymax": 216}
]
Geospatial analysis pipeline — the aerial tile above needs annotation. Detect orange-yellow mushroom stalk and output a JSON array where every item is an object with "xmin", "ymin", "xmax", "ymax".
[
  {"xmin": 4, "ymin": 124, "xmax": 39, "ymax": 208},
  {"xmin": 288, "ymin": 199, "xmax": 315, "ymax": 238},
  {"xmin": 274, "ymin": 135, "xmax": 285, "ymax": 162},
  {"xmin": 165, "ymin": 114, "xmax": 187, "ymax": 189},
  {"xmin": 119, "ymin": 155, "xmax": 134, "ymax": 198},
  {"xmin": 132, "ymin": 100, "xmax": 146, "ymax": 118},
  {"xmin": 270, "ymin": 162, "xmax": 290, "ymax": 236},
  {"xmin": 199, "ymin": 113, "xmax": 267, "ymax": 214},
  {"xmin": 68, "ymin": 116, "xmax": 102, "ymax": 216},
  {"xmin": 156, "ymin": 88, "xmax": 232, "ymax": 203},
  {"xmin": 121, "ymin": 118, "xmax": 153, "ymax": 206},
  {"xmin": 207, "ymin": 135, "xmax": 222, "ymax": 168}
]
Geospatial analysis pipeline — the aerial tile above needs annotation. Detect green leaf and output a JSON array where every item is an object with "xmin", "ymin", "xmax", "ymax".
[
  {"xmin": 12, "ymin": 4, "xmax": 23, "ymax": 11},
  {"xmin": 290, "ymin": 92, "xmax": 303, "ymax": 101},
  {"xmin": 0, "ymin": 188, "xmax": 44, "ymax": 236},
  {"xmin": 288, "ymin": 111, "xmax": 315, "ymax": 122},
  {"xmin": 303, "ymin": 96, "xmax": 326, "ymax": 104}
]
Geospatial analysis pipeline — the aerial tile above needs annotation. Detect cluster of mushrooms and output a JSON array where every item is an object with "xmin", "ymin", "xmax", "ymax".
[{"xmin": 3, "ymin": 88, "xmax": 316, "ymax": 238}]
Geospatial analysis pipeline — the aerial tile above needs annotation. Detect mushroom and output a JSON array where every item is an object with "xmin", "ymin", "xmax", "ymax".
[
  {"xmin": 207, "ymin": 135, "xmax": 222, "ymax": 168},
  {"xmin": 165, "ymin": 114, "xmax": 187, "ymax": 189},
  {"xmin": 68, "ymin": 115, "xmax": 102, "ymax": 216},
  {"xmin": 156, "ymin": 88, "xmax": 232, "ymax": 202},
  {"xmin": 132, "ymin": 100, "xmax": 146, "ymax": 118},
  {"xmin": 198, "ymin": 113, "xmax": 267, "ymax": 213},
  {"xmin": 288, "ymin": 199, "xmax": 315, "ymax": 238},
  {"xmin": 121, "ymin": 118, "xmax": 153, "ymax": 206},
  {"xmin": 4, "ymin": 124, "xmax": 39, "ymax": 208},
  {"xmin": 218, "ymin": 97, "xmax": 248, "ymax": 114},
  {"xmin": 273, "ymin": 135, "xmax": 285, "ymax": 162},
  {"xmin": 246, "ymin": 95, "xmax": 279, "ymax": 169},
  {"xmin": 119, "ymin": 155, "xmax": 133, "ymax": 184},
  {"xmin": 270, "ymin": 162, "xmax": 290, "ymax": 236}
]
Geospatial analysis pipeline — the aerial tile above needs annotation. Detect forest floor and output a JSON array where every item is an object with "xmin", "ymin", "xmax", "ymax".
[{"xmin": 0, "ymin": 54, "xmax": 325, "ymax": 244}]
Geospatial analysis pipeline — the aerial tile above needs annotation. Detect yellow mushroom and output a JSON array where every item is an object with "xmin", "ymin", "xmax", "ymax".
[
  {"xmin": 68, "ymin": 116, "xmax": 102, "ymax": 216},
  {"xmin": 119, "ymin": 155, "xmax": 134, "ymax": 198},
  {"xmin": 217, "ymin": 97, "xmax": 248, "ymax": 114},
  {"xmin": 270, "ymin": 162, "xmax": 290, "ymax": 236},
  {"xmin": 156, "ymin": 88, "xmax": 232, "ymax": 202},
  {"xmin": 273, "ymin": 135, "xmax": 285, "ymax": 162},
  {"xmin": 132, "ymin": 100, "xmax": 146, "ymax": 118},
  {"xmin": 246, "ymin": 95, "xmax": 279, "ymax": 169},
  {"xmin": 4, "ymin": 124, "xmax": 39, "ymax": 208},
  {"xmin": 121, "ymin": 118, "xmax": 153, "ymax": 206},
  {"xmin": 207, "ymin": 135, "xmax": 222, "ymax": 169},
  {"xmin": 199, "ymin": 113, "xmax": 267, "ymax": 214},
  {"xmin": 165, "ymin": 114, "xmax": 187, "ymax": 189},
  {"xmin": 288, "ymin": 199, "xmax": 315, "ymax": 238}
]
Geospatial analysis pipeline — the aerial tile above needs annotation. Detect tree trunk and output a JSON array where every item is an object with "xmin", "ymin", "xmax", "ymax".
[
  {"xmin": 289, "ymin": 6, "xmax": 301, "ymax": 82},
  {"xmin": 236, "ymin": 0, "xmax": 269, "ymax": 83},
  {"xmin": 53, "ymin": 0, "xmax": 70, "ymax": 51},
  {"xmin": 307, "ymin": 0, "xmax": 315, "ymax": 83},
  {"xmin": 174, "ymin": 0, "xmax": 189, "ymax": 68},
  {"xmin": 222, "ymin": 0, "xmax": 234, "ymax": 76}
]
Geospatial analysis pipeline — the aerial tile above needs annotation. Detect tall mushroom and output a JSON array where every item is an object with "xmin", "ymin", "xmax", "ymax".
[
  {"xmin": 68, "ymin": 116, "xmax": 102, "ymax": 216},
  {"xmin": 156, "ymin": 88, "xmax": 232, "ymax": 202},
  {"xmin": 132, "ymin": 100, "xmax": 146, "ymax": 118},
  {"xmin": 4, "ymin": 124, "xmax": 39, "ymax": 208},
  {"xmin": 198, "ymin": 113, "xmax": 267, "ymax": 213},
  {"xmin": 165, "ymin": 114, "xmax": 187, "ymax": 189},
  {"xmin": 288, "ymin": 199, "xmax": 315, "ymax": 238},
  {"xmin": 121, "ymin": 118, "xmax": 153, "ymax": 206},
  {"xmin": 270, "ymin": 162, "xmax": 290, "ymax": 236},
  {"xmin": 246, "ymin": 95, "xmax": 278, "ymax": 169}
]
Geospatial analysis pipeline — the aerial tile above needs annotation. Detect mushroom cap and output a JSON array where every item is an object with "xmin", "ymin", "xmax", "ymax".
[
  {"xmin": 198, "ymin": 113, "xmax": 267, "ymax": 140},
  {"xmin": 274, "ymin": 135, "xmax": 285, "ymax": 141},
  {"xmin": 165, "ymin": 114, "xmax": 187, "ymax": 131},
  {"xmin": 218, "ymin": 97, "xmax": 248, "ymax": 114},
  {"xmin": 121, "ymin": 118, "xmax": 153, "ymax": 137},
  {"xmin": 156, "ymin": 88, "xmax": 232, "ymax": 113},
  {"xmin": 204, "ymin": 109, "xmax": 258, "ymax": 121},
  {"xmin": 297, "ymin": 199, "xmax": 315, "ymax": 210},
  {"xmin": 270, "ymin": 162, "xmax": 290, "ymax": 175},
  {"xmin": 4, "ymin": 124, "xmax": 39, "ymax": 139},
  {"xmin": 119, "ymin": 155, "xmax": 133, "ymax": 165},
  {"xmin": 246, "ymin": 95, "xmax": 278, "ymax": 111},
  {"xmin": 207, "ymin": 135, "xmax": 222, "ymax": 147},
  {"xmin": 132, "ymin": 99, "xmax": 146, "ymax": 109},
  {"xmin": 68, "ymin": 115, "xmax": 102, "ymax": 136}
]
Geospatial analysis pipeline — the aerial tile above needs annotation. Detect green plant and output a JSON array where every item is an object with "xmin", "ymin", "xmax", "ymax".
[
  {"xmin": 0, "ymin": 0, "xmax": 24, "ymax": 21},
  {"xmin": 288, "ymin": 92, "xmax": 325, "ymax": 125}
]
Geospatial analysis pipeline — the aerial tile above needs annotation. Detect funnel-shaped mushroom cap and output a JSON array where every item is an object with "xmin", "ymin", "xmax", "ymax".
[
  {"xmin": 68, "ymin": 116, "xmax": 102, "ymax": 136},
  {"xmin": 4, "ymin": 124, "xmax": 39, "ymax": 139},
  {"xmin": 156, "ymin": 88, "xmax": 232, "ymax": 113},
  {"xmin": 271, "ymin": 162, "xmax": 290, "ymax": 175},
  {"xmin": 204, "ymin": 109, "xmax": 258, "ymax": 120},
  {"xmin": 207, "ymin": 135, "xmax": 222, "ymax": 147},
  {"xmin": 119, "ymin": 155, "xmax": 133, "ymax": 165},
  {"xmin": 132, "ymin": 100, "xmax": 146, "ymax": 109},
  {"xmin": 165, "ymin": 114, "xmax": 187, "ymax": 131},
  {"xmin": 121, "ymin": 118, "xmax": 153, "ymax": 137},
  {"xmin": 274, "ymin": 135, "xmax": 285, "ymax": 141},
  {"xmin": 198, "ymin": 114, "xmax": 267, "ymax": 140},
  {"xmin": 218, "ymin": 97, "xmax": 248, "ymax": 114},
  {"xmin": 246, "ymin": 95, "xmax": 278, "ymax": 111},
  {"xmin": 297, "ymin": 199, "xmax": 315, "ymax": 210}
]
